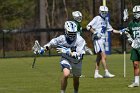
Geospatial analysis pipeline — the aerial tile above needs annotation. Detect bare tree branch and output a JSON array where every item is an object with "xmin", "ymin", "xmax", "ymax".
[
  {"xmin": 45, "ymin": 0, "xmax": 50, "ymax": 27},
  {"xmin": 51, "ymin": 0, "xmax": 55, "ymax": 27},
  {"xmin": 63, "ymin": 0, "xmax": 68, "ymax": 20}
]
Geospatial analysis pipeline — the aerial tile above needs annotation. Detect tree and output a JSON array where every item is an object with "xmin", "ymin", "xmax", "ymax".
[{"xmin": 0, "ymin": 0, "xmax": 36, "ymax": 30}]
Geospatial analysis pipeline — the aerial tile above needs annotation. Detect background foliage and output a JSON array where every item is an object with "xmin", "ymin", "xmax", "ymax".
[{"xmin": 0, "ymin": 0, "xmax": 140, "ymax": 58}]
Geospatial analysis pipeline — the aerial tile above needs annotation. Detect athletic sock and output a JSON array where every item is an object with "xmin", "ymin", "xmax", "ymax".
[
  {"xmin": 61, "ymin": 90, "xmax": 65, "ymax": 93},
  {"xmin": 105, "ymin": 69, "xmax": 109, "ymax": 74},
  {"xmin": 95, "ymin": 70, "xmax": 99, "ymax": 75},
  {"xmin": 135, "ymin": 76, "xmax": 139, "ymax": 84}
]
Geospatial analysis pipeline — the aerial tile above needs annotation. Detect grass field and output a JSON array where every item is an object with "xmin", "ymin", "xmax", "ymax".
[{"xmin": 0, "ymin": 54, "xmax": 140, "ymax": 93}]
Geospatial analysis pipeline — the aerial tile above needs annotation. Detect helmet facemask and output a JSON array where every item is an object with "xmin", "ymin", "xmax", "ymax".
[
  {"xmin": 100, "ymin": 11, "xmax": 108, "ymax": 18},
  {"xmin": 72, "ymin": 11, "xmax": 82, "ymax": 22},
  {"xmin": 133, "ymin": 5, "xmax": 140, "ymax": 19},
  {"xmin": 64, "ymin": 21, "xmax": 77, "ymax": 43},
  {"xmin": 133, "ymin": 12, "xmax": 140, "ymax": 19},
  {"xmin": 74, "ymin": 16, "xmax": 82, "ymax": 22},
  {"xmin": 99, "ymin": 6, "xmax": 108, "ymax": 18},
  {"xmin": 65, "ymin": 30, "xmax": 77, "ymax": 42}
]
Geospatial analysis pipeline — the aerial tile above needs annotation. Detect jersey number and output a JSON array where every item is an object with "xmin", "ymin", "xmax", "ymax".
[{"xmin": 133, "ymin": 31, "xmax": 140, "ymax": 38}]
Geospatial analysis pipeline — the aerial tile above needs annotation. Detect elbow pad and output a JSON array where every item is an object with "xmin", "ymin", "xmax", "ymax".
[{"xmin": 43, "ymin": 44, "xmax": 50, "ymax": 50}]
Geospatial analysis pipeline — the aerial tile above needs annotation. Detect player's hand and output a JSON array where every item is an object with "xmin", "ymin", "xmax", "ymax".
[
  {"xmin": 131, "ymin": 39, "xmax": 140, "ymax": 49},
  {"xmin": 56, "ymin": 47, "xmax": 71, "ymax": 54},
  {"xmin": 38, "ymin": 47, "xmax": 45, "ymax": 54},
  {"xmin": 127, "ymin": 37, "xmax": 133, "ymax": 45},
  {"xmin": 71, "ymin": 52, "xmax": 84, "ymax": 60},
  {"xmin": 71, "ymin": 52, "xmax": 79, "ymax": 59},
  {"xmin": 33, "ymin": 47, "xmax": 45, "ymax": 55},
  {"xmin": 97, "ymin": 33, "xmax": 102, "ymax": 38},
  {"xmin": 32, "ymin": 40, "xmax": 45, "ymax": 55},
  {"xmin": 119, "ymin": 28, "xmax": 128, "ymax": 35},
  {"xmin": 94, "ymin": 33, "xmax": 102, "ymax": 39}
]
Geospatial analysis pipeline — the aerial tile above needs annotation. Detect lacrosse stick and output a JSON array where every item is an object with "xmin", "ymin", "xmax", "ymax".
[
  {"xmin": 32, "ymin": 54, "xmax": 37, "ymax": 68},
  {"xmin": 123, "ymin": 8, "xmax": 128, "ymax": 77},
  {"xmin": 32, "ymin": 40, "xmax": 42, "ymax": 68}
]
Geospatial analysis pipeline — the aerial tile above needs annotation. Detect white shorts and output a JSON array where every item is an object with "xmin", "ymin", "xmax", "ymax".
[
  {"xmin": 93, "ymin": 38, "xmax": 105, "ymax": 53},
  {"xmin": 60, "ymin": 58, "xmax": 82, "ymax": 77}
]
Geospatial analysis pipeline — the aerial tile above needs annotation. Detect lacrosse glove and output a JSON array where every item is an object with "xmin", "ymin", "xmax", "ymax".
[
  {"xmin": 56, "ymin": 47, "xmax": 71, "ymax": 55},
  {"xmin": 38, "ymin": 47, "xmax": 45, "ymax": 54},
  {"xmin": 93, "ymin": 33, "xmax": 102, "ymax": 40}
]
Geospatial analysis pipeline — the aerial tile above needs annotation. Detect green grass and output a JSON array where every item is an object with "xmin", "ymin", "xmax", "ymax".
[{"xmin": 0, "ymin": 54, "xmax": 140, "ymax": 93}]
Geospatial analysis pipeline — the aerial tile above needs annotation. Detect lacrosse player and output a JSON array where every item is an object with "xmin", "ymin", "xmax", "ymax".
[
  {"xmin": 86, "ymin": 6, "xmax": 122, "ymax": 78},
  {"xmin": 34, "ymin": 21, "xmax": 86, "ymax": 93},
  {"xmin": 72, "ymin": 11, "xmax": 93, "ymax": 55},
  {"xmin": 125, "ymin": 5, "xmax": 140, "ymax": 88}
]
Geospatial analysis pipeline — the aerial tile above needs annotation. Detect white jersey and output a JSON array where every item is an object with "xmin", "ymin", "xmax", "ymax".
[
  {"xmin": 44, "ymin": 35, "xmax": 86, "ymax": 76},
  {"xmin": 87, "ymin": 15, "xmax": 113, "ymax": 39},
  {"xmin": 44, "ymin": 34, "xmax": 86, "ymax": 54}
]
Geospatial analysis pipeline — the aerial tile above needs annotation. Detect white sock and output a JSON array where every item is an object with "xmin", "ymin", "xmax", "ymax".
[
  {"xmin": 105, "ymin": 69, "xmax": 109, "ymax": 74},
  {"xmin": 135, "ymin": 76, "xmax": 139, "ymax": 84},
  {"xmin": 61, "ymin": 90, "xmax": 65, "ymax": 93},
  {"xmin": 74, "ymin": 90, "xmax": 78, "ymax": 93},
  {"xmin": 95, "ymin": 70, "xmax": 99, "ymax": 75}
]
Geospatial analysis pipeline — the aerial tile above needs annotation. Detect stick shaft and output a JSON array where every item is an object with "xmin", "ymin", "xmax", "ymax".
[
  {"xmin": 32, "ymin": 55, "xmax": 36, "ymax": 68},
  {"xmin": 124, "ymin": 51, "xmax": 126, "ymax": 77}
]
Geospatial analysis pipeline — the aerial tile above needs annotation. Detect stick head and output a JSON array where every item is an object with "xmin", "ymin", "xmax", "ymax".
[
  {"xmin": 32, "ymin": 40, "xmax": 41, "ymax": 54},
  {"xmin": 123, "ymin": 9, "xmax": 129, "ymax": 21}
]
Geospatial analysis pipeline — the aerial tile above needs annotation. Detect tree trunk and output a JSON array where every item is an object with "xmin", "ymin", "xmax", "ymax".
[{"xmin": 40, "ymin": 0, "xmax": 47, "ymax": 45}]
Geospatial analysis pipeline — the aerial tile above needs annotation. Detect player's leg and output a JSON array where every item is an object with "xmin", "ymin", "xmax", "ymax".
[
  {"xmin": 100, "ymin": 52, "xmax": 115, "ymax": 78},
  {"xmin": 71, "ymin": 62, "xmax": 82, "ymax": 93},
  {"xmin": 133, "ymin": 61, "xmax": 140, "ymax": 76},
  {"xmin": 73, "ymin": 76, "xmax": 79, "ymax": 93},
  {"xmin": 128, "ymin": 61, "xmax": 139, "ymax": 88},
  {"xmin": 97, "ymin": 38, "xmax": 115, "ymax": 78},
  {"xmin": 61, "ymin": 68, "xmax": 70, "ymax": 93},
  {"xmin": 98, "ymin": 39, "xmax": 108, "ymax": 71},
  {"xmin": 96, "ymin": 53, "xmax": 101, "ymax": 70},
  {"xmin": 94, "ymin": 53, "xmax": 103, "ymax": 78},
  {"xmin": 100, "ymin": 51, "xmax": 107, "ymax": 69},
  {"xmin": 133, "ymin": 61, "xmax": 140, "ymax": 84},
  {"xmin": 60, "ymin": 60, "xmax": 71, "ymax": 93},
  {"xmin": 93, "ymin": 40, "xmax": 103, "ymax": 78},
  {"xmin": 128, "ymin": 49, "xmax": 140, "ymax": 87}
]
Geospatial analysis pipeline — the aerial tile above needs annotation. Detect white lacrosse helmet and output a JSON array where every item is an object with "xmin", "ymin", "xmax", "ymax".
[
  {"xmin": 72, "ymin": 11, "xmax": 82, "ymax": 22},
  {"xmin": 64, "ymin": 21, "xmax": 77, "ymax": 42},
  {"xmin": 99, "ymin": 6, "xmax": 108, "ymax": 18},
  {"xmin": 133, "ymin": 5, "xmax": 140, "ymax": 19}
]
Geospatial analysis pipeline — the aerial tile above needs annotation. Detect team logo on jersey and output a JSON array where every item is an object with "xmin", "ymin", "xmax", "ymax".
[{"xmin": 132, "ymin": 27, "xmax": 140, "ymax": 31}]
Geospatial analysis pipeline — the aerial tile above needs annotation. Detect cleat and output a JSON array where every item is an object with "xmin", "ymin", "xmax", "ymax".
[
  {"xmin": 94, "ymin": 74, "xmax": 103, "ymax": 78},
  {"xmin": 104, "ymin": 73, "xmax": 115, "ymax": 78},
  {"xmin": 128, "ymin": 83, "xmax": 139, "ymax": 88}
]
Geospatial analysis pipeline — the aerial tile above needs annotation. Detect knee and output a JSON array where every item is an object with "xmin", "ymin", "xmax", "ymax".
[
  {"xmin": 103, "ymin": 56, "xmax": 107, "ymax": 60},
  {"xmin": 63, "ymin": 73, "xmax": 70, "ymax": 78},
  {"xmin": 134, "ymin": 63, "xmax": 139, "ymax": 69},
  {"xmin": 73, "ymin": 77, "xmax": 79, "ymax": 83},
  {"xmin": 101, "ymin": 56, "xmax": 106, "ymax": 61},
  {"xmin": 63, "ymin": 68, "xmax": 70, "ymax": 78}
]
